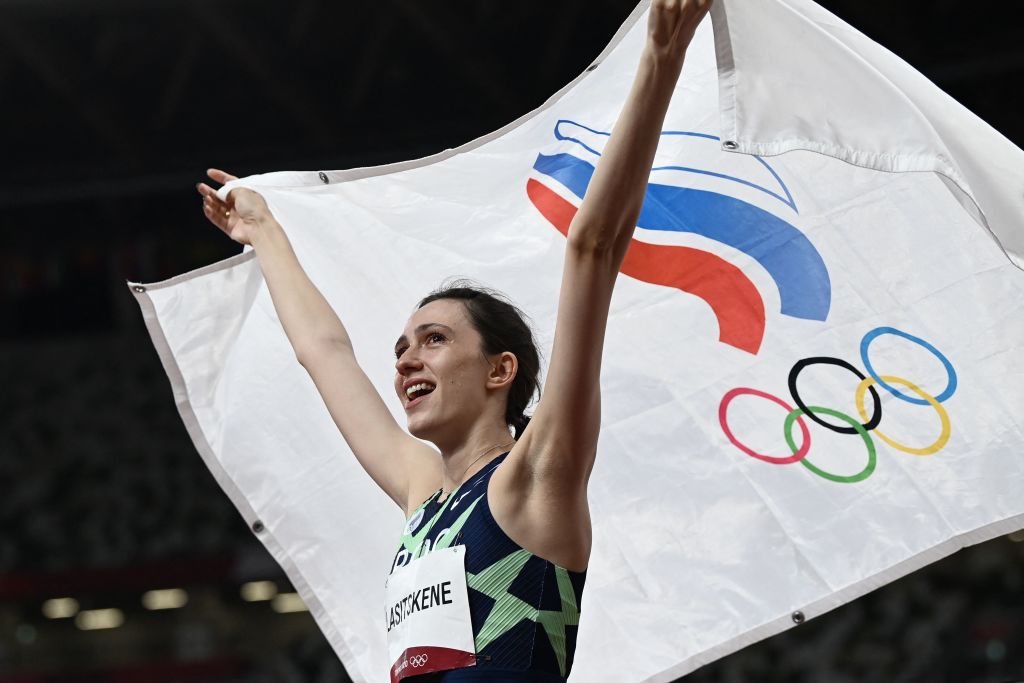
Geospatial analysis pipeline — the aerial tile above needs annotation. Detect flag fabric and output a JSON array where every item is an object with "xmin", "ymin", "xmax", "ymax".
[{"xmin": 130, "ymin": 1, "xmax": 1024, "ymax": 681}]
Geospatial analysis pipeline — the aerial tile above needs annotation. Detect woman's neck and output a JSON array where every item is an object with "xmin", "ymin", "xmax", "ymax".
[{"xmin": 436, "ymin": 422, "xmax": 515, "ymax": 495}]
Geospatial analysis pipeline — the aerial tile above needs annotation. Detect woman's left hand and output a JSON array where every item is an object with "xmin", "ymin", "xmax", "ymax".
[{"xmin": 646, "ymin": 0, "xmax": 712, "ymax": 59}]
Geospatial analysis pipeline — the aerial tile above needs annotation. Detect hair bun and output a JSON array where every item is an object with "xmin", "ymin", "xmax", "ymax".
[{"xmin": 513, "ymin": 413, "xmax": 532, "ymax": 439}]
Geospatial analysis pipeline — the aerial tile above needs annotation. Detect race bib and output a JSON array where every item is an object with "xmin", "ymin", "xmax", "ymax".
[{"xmin": 385, "ymin": 545, "xmax": 476, "ymax": 682}]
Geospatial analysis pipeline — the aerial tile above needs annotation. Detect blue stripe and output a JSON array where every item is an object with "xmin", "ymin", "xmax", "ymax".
[{"xmin": 533, "ymin": 153, "xmax": 830, "ymax": 321}]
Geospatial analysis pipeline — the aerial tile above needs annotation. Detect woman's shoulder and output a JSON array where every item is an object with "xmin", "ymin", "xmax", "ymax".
[{"xmin": 486, "ymin": 442, "xmax": 592, "ymax": 572}]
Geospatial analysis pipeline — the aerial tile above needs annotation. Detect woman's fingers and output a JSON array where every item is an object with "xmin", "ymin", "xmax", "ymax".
[
  {"xmin": 207, "ymin": 168, "xmax": 239, "ymax": 185},
  {"xmin": 198, "ymin": 185, "xmax": 227, "ymax": 213},
  {"xmin": 196, "ymin": 169, "xmax": 250, "ymax": 243},
  {"xmin": 201, "ymin": 191, "xmax": 233, "ymax": 235},
  {"xmin": 196, "ymin": 182, "xmax": 220, "ymax": 203},
  {"xmin": 202, "ymin": 198, "xmax": 225, "ymax": 232},
  {"xmin": 197, "ymin": 176, "xmax": 237, "ymax": 232}
]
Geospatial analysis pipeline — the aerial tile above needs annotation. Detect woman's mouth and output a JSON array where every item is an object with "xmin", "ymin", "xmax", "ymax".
[{"xmin": 404, "ymin": 382, "xmax": 436, "ymax": 410}]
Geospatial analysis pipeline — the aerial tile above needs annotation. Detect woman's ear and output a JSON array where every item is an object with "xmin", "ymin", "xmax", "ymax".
[{"xmin": 487, "ymin": 351, "xmax": 518, "ymax": 389}]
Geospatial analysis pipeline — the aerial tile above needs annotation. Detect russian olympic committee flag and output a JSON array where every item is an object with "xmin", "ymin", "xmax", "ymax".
[{"xmin": 130, "ymin": 1, "xmax": 1024, "ymax": 681}]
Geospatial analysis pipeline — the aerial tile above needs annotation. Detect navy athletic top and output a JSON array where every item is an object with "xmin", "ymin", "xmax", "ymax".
[{"xmin": 390, "ymin": 453, "xmax": 587, "ymax": 682}]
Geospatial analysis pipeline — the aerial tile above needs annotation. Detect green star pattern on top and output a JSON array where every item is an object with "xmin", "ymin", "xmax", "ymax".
[{"xmin": 467, "ymin": 551, "xmax": 580, "ymax": 677}]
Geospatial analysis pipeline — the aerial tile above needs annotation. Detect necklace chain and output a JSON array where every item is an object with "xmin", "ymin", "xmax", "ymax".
[{"xmin": 442, "ymin": 440, "xmax": 515, "ymax": 498}]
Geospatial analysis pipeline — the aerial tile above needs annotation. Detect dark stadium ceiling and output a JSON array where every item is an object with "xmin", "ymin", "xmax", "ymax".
[{"xmin": 0, "ymin": 0, "xmax": 1019, "ymax": 207}]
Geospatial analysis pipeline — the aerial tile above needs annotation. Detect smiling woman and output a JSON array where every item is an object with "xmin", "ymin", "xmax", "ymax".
[
  {"xmin": 194, "ymin": 1, "xmax": 713, "ymax": 679},
  {"xmin": 411, "ymin": 283, "xmax": 541, "ymax": 439}
]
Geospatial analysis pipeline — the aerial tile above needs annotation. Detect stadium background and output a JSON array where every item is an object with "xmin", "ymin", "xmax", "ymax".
[{"xmin": 1, "ymin": 0, "xmax": 1021, "ymax": 680}]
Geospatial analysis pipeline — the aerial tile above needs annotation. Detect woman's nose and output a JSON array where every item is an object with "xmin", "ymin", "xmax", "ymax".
[{"xmin": 395, "ymin": 350, "xmax": 422, "ymax": 374}]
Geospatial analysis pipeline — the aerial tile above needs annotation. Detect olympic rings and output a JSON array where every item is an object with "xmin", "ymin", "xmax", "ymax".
[
  {"xmin": 409, "ymin": 654, "xmax": 429, "ymax": 667},
  {"xmin": 860, "ymin": 326, "xmax": 957, "ymax": 405},
  {"xmin": 719, "ymin": 325, "xmax": 958, "ymax": 484},
  {"xmin": 784, "ymin": 406, "xmax": 876, "ymax": 483},
  {"xmin": 788, "ymin": 357, "xmax": 882, "ymax": 434},
  {"xmin": 855, "ymin": 375, "xmax": 950, "ymax": 455},
  {"xmin": 719, "ymin": 387, "xmax": 811, "ymax": 464}
]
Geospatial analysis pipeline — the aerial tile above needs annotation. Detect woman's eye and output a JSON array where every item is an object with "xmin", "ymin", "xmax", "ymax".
[{"xmin": 427, "ymin": 332, "xmax": 446, "ymax": 343}]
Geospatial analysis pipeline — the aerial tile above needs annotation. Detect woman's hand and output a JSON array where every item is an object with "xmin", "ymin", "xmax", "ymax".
[
  {"xmin": 195, "ymin": 168, "xmax": 272, "ymax": 246},
  {"xmin": 646, "ymin": 0, "xmax": 712, "ymax": 60}
]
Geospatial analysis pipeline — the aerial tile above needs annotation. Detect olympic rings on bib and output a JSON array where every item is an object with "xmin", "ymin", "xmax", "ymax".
[
  {"xmin": 718, "ymin": 326, "xmax": 958, "ymax": 484},
  {"xmin": 409, "ymin": 654, "xmax": 429, "ymax": 667}
]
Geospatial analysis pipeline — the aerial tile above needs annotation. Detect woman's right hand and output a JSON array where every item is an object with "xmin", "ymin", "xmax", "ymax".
[{"xmin": 196, "ymin": 168, "xmax": 273, "ymax": 246}]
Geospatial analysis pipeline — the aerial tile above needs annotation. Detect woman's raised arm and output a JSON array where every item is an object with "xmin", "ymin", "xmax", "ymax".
[
  {"xmin": 517, "ymin": 0, "xmax": 712, "ymax": 478},
  {"xmin": 197, "ymin": 171, "xmax": 438, "ymax": 513}
]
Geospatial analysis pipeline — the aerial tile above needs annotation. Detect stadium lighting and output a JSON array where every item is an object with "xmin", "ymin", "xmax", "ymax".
[
  {"xmin": 240, "ymin": 580, "xmax": 278, "ymax": 602},
  {"xmin": 41, "ymin": 597, "xmax": 79, "ymax": 619},
  {"xmin": 270, "ymin": 592, "xmax": 308, "ymax": 613},
  {"xmin": 141, "ymin": 588, "xmax": 188, "ymax": 610},
  {"xmin": 75, "ymin": 608, "xmax": 125, "ymax": 630}
]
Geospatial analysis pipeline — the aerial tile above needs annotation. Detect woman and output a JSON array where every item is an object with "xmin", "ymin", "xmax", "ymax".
[{"xmin": 196, "ymin": 1, "xmax": 711, "ymax": 680}]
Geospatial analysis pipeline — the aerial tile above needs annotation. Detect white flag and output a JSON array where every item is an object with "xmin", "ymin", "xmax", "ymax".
[{"xmin": 131, "ymin": 1, "xmax": 1024, "ymax": 681}]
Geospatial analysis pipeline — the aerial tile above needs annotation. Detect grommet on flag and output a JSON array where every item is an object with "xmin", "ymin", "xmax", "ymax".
[
  {"xmin": 132, "ymin": 285, "xmax": 146, "ymax": 293},
  {"xmin": 792, "ymin": 611, "xmax": 805, "ymax": 624},
  {"xmin": 722, "ymin": 140, "xmax": 738, "ymax": 150},
  {"xmin": 319, "ymin": 171, "xmax": 329, "ymax": 184},
  {"xmin": 252, "ymin": 520, "xmax": 265, "ymax": 533}
]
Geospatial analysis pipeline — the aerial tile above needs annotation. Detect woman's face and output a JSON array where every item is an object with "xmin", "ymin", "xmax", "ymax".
[{"xmin": 393, "ymin": 299, "xmax": 493, "ymax": 441}]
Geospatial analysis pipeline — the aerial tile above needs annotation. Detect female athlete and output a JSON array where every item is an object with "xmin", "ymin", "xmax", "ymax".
[{"xmin": 196, "ymin": 1, "xmax": 711, "ymax": 680}]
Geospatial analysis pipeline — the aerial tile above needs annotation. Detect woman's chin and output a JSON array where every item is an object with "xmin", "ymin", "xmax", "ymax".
[
  {"xmin": 406, "ymin": 415, "xmax": 437, "ymax": 441},
  {"xmin": 408, "ymin": 415, "xmax": 457, "ymax": 450}
]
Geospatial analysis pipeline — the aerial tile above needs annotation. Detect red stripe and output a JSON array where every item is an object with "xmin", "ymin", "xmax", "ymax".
[
  {"xmin": 391, "ymin": 646, "xmax": 476, "ymax": 682},
  {"xmin": 527, "ymin": 178, "xmax": 765, "ymax": 354}
]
